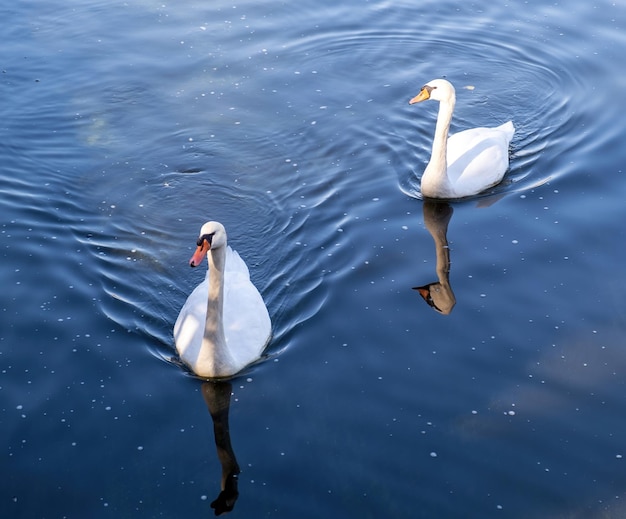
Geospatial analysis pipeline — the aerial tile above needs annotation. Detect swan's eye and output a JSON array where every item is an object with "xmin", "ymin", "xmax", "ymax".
[{"xmin": 196, "ymin": 233, "xmax": 214, "ymax": 247}]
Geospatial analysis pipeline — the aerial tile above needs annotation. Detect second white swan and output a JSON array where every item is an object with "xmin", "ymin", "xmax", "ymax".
[
  {"xmin": 174, "ymin": 221, "xmax": 271, "ymax": 379},
  {"xmin": 409, "ymin": 79, "xmax": 514, "ymax": 199}
]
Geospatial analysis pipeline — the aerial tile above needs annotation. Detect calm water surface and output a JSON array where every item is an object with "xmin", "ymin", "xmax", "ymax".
[{"xmin": 2, "ymin": 0, "xmax": 626, "ymax": 517}]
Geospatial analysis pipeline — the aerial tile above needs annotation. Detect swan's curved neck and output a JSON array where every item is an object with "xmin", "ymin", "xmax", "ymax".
[
  {"xmin": 201, "ymin": 246, "xmax": 232, "ymax": 374},
  {"xmin": 423, "ymin": 96, "xmax": 455, "ymax": 198},
  {"xmin": 431, "ymin": 98, "xmax": 454, "ymax": 172}
]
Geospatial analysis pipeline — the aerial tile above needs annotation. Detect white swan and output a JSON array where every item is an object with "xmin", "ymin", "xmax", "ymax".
[
  {"xmin": 409, "ymin": 79, "xmax": 514, "ymax": 199},
  {"xmin": 174, "ymin": 221, "xmax": 271, "ymax": 378}
]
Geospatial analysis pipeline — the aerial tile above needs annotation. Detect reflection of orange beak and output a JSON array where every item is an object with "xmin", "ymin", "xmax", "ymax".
[
  {"xmin": 189, "ymin": 240, "xmax": 210, "ymax": 267},
  {"xmin": 409, "ymin": 87, "xmax": 431, "ymax": 105}
]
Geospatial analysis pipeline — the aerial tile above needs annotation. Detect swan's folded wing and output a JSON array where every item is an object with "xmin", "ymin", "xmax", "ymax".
[
  {"xmin": 447, "ymin": 124, "xmax": 514, "ymax": 191},
  {"xmin": 173, "ymin": 280, "xmax": 208, "ymax": 357},
  {"xmin": 223, "ymin": 246, "xmax": 271, "ymax": 367}
]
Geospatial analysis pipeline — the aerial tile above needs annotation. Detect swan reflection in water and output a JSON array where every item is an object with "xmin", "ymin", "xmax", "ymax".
[
  {"xmin": 201, "ymin": 381, "xmax": 240, "ymax": 516},
  {"xmin": 414, "ymin": 201, "xmax": 456, "ymax": 315}
]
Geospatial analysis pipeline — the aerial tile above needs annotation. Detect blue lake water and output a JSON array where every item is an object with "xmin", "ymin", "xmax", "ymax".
[{"xmin": 2, "ymin": 0, "xmax": 626, "ymax": 517}]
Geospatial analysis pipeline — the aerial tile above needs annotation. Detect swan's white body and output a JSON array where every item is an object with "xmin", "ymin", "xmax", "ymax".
[
  {"xmin": 174, "ymin": 221, "xmax": 271, "ymax": 378},
  {"xmin": 410, "ymin": 79, "xmax": 514, "ymax": 199}
]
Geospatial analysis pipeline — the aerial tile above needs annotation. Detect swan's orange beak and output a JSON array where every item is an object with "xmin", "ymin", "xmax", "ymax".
[
  {"xmin": 189, "ymin": 240, "xmax": 210, "ymax": 268},
  {"xmin": 409, "ymin": 87, "xmax": 431, "ymax": 105}
]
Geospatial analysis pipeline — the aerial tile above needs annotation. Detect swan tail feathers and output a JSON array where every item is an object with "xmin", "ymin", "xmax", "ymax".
[
  {"xmin": 498, "ymin": 121, "xmax": 515, "ymax": 142},
  {"xmin": 225, "ymin": 246, "xmax": 250, "ymax": 277}
]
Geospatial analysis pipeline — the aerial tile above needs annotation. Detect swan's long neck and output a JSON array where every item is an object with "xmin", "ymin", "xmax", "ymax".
[
  {"xmin": 422, "ymin": 97, "xmax": 455, "ymax": 198},
  {"xmin": 201, "ymin": 246, "xmax": 233, "ymax": 375}
]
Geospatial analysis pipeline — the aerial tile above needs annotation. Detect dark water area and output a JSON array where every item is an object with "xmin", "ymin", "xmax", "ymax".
[{"xmin": 2, "ymin": 1, "xmax": 626, "ymax": 517}]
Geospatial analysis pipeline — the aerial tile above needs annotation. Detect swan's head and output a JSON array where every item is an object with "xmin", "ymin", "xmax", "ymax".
[
  {"xmin": 409, "ymin": 79, "xmax": 456, "ymax": 105},
  {"xmin": 189, "ymin": 221, "xmax": 227, "ymax": 267}
]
